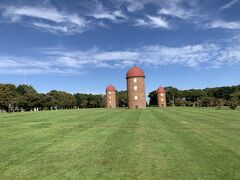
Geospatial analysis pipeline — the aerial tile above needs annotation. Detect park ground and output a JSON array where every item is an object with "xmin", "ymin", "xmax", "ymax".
[{"xmin": 0, "ymin": 107, "xmax": 240, "ymax": 179}]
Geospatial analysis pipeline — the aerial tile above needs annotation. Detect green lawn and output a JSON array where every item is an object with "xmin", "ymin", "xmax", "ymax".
[{"xmin": 0, "ymin": 108, "xmax": 240, "ymax": 180}]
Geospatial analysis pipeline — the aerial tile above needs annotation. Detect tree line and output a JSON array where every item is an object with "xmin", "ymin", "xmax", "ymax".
[
  {"xmin": 148, "ymin": 85, "xmax": 240, "ymax": 110},
  {"xmin": 0, "ymin": 84, "xmax": 239, "ymax": 112},
  {"xmin": 0, "ymin": 84, "xmax": 105, "ymax": 112}
]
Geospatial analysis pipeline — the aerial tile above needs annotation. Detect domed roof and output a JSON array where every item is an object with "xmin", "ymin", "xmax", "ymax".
[
  {"xmin": 106, "ymin": 85, "xmax": 115, "ymax": 91},
  {"xmin": 157, "ymin": 86, "xmax": 165, "ymax": 93},
  {"xmin": 126, "ymin": 66, "xmax": 145, "ymax": 78}
]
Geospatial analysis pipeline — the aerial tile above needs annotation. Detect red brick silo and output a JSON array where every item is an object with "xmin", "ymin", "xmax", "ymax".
[
  {"xmin": 157, "ymin": 86, "xmax": 166, "ymax": 107},
  {"xmin": 106, "ymin": 85, "xmax": 116, "ymax": 108},
  {"xmin": 126, "ymin": 66, "xmax": 146, "ymax": 109}
]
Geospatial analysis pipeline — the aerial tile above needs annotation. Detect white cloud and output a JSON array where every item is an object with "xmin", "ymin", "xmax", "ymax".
[
  {"xmin": 113, "ymin": 10, "xmax": 127, "ymax": 19},
  {"xmin": 147, "ymin": 15, "xmax": 169, "ymax": 28},
  {"xmin": 2, "ymin": 6, "xmax": 87, "ymax": 34},
  {"xmin": 221, "ymin": 0, "xmax": 239, "ymax": 10},
  {"xmin": 92, "ymin": 13, "xmax": 115, "ymax": 21},
  {"xmin": 0, "ymin": 56, "xmax": 82, "ymax": 75},
  {"xmin": 135, "ymin": 19, "xmax": 148, "ymax": 26},
  {"xmin": 88, "ymin": 2, "xmax": 127, "ymax": 22},
  {"xmin": 206, "ymin": 20, "xmax": 240, "ymax": 30},
  {"xmin": 158, "ymin": 7, "xmax": 193, "ymax": 19},
  {"xmin": 91, "ymin": 10, "xmax": 127, "ymax": 22},
  {"xmin": 94, "ymin": 51, "xmax": 139, "ymax": 60},
  {"xmin": 138, "ymin": 44, "xmax": 220, "ymax": 67},
  {"xmin": 135, "ymin": 15, "xmax": 169, "ymax": 29},
  {"xmin": 117, "ymin": 0, "xmax": 198, "ymax": 14},
  {"xmin": 1, "ymin": 35, "xmax": 240, "ymax": 75},
  {"xmin": 32, "ymin": 22, "xmax": 68, "ymax": 33},
  {"xmin": 2, "ymin": 0, "xmax": 237, "ymax": 33},
  {"xmin": 124, "ymin": 1, "xmax": 145, "ymax": 12}
]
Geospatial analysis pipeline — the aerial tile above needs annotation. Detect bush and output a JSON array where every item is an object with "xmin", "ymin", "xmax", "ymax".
[{"xmin": 229, "ymin": 100, "xmax": 238, "ymax": 110}]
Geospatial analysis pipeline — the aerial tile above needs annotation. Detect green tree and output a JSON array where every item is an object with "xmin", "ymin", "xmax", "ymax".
[
  {"xmin": 148, "ymin": 90, "xmax": 157, "ymax": 106},
  {"xmin": 48, "ymin": 90, "xmax": 76, "ymax": 109},
  {"xmin": 38, "ymin": 94, "xmax": 57, "ymax": 110},
  {"xmin": 17, "ymin": 84, "xmax": 37, "ymax": 95},
  {"xmin": 117, "ymin": 91, "xmax": 128, "ymax": 107},
  {"xmin": 175, "ymin": 99, "xmax": 187, "ymax": 106},
  {"xmin": 16, "ymin": 84, "xmax": 39, "ymax": 111},
  {"xmin": 200, "ymin": 97, "xmax": 214, "ymax": 107},
  {"xmin": 216, "ymin": 99, "xmax": 225, "ymax": 109},
  {"xmin": 229, "ymin": 92, "xmax": 240, "ymax": 110},
  {"xmin": 165, "ymin": 87, "xmax": 179, "ymax": 106},
  {"xmin": 86, "ymin": 94, "xmax": 104, "ymax": 108},
  {"xmin": 0, "ymin": 84, "xmax": 17, "ymax": 112},
  {"xmin": 74, "ymin": 93, "xmax": 89, "ymax": 108},
  {"xmin": 16, "ymin": 94, "xmax": 40, "ymax": 111}
]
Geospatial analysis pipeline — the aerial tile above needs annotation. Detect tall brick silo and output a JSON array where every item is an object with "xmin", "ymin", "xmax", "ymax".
[
  {"xmin": 106, "ymin": 85, "xmax": 116, "ymax": 108},
  {"xmin": 126, "ymin": 66, "xmax": 146, "ymax": 109},
  {"xmin": 157, "ymin": 86, "xmax": 166, "ymax": 107}
]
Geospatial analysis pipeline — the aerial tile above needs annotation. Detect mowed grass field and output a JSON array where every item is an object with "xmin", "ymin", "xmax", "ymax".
[{"xmin": 0, "ymin": 108, "xmax": 240, "ymax": 180}]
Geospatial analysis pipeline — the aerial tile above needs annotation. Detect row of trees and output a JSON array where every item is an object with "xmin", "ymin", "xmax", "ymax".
[
  {"xmin": 148, "ymin": 86, "xmax": 240, "ymax": 109},
  {"xmin": 1, "ymin": 84, "xmax": 239, "ymax": 112},
  {"xmin": 0, "ymin": 84, "xmax": 105, "ymax": 112}
]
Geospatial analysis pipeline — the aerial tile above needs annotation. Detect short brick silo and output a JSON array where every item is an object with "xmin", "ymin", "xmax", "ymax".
[
  {"xmin": 126, "ymin": 66, "xmax": 146, "ymax": 109},
  {"xmin": 106, "ymin": 85, "xmax": 116, "ymax": 108},
  {"xmin": 157, "ymin": 86, "xmax": 166, "ymax": 107}
]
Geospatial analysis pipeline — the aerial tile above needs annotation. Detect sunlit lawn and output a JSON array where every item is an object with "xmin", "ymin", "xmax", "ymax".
[{"xmin": 0, "ymin": 107, "xmax": 240, "ymax": 179}]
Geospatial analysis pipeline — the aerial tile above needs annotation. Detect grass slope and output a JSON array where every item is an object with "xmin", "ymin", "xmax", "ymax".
[{"xmin": 0, "ymin": 108, "xmax": 240, "ymax": 179}]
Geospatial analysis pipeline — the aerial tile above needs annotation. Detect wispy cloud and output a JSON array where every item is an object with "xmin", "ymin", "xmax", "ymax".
[
  {"xmin": 139, "ymin": 44, "xmax": 218, "ymax": 67},
  {"xmin": 91, "ymin": 10, "xmax": 126, "ymax": 21},
  {"xmin": 221, "ymin": 0, "xmax": 239, "ymax": 10},
  {"xmin": 2, "ymin": 6, "xmax": 87, "ymax": 34},
  {"xmin": 123, "ymin": 1, "xmax": 145, "ymax": 12},
  {"xmin": 118, "ymin": 0, "xmax": 198, "ymax": 16},
  {"xmin": 1, "ymin": 34, "xmax": 240, "ymax": 75},
  {"xmin": 127, "ymin": 0, "xmax": 200, "ymax": 29},
  {"xmin": 0, "ymin": 56, "xmax": 82, "ymax": 75},
  {"xmin": 94, "ymin": 51, "xmax": 139, "ymax": 61},
  {"xmin": 87, "ymin": 1, "xmax": 127, "ymax": 23},
  {"xmin": 135, "ymin": 15, "xmax": 170, "ymax": 29},
  {"xmin": 32, "ymin": 22, "xmax": 69, "ymax": 33},
  {"xmin": 158, "ymin": 7, "xmax": 194, "ymax": 19},
  {"xmin": 146, "ymin": 15, "xmax": 170, "ymax": 28},
  {"xmin": 206, "ymin": 20, "xmax": 240, "ymax": 30},
  {"xmin": 1, "ymin": 0, "xmax": 239, "ymax": 33}
]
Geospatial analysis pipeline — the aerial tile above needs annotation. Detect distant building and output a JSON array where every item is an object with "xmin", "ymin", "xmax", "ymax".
[
  {"xmin": 106, "ymin": 85, "xmax": 116, "ymax": 108},
  {"xmin": 126, "ymin": 66, "xmax": 146, "ymax": 109},
  {"xmin": 157, "ymin": 86, "xmax": 166, "ymax": 107}
]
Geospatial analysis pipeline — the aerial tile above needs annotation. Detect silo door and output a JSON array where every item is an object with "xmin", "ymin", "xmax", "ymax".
[{"xmin": 135, "ymin": 105, "xmax": 138, "ymax": 109}]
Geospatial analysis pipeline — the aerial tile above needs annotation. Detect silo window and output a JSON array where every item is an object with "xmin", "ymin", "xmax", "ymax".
[
  {"xmin": 109, "ymin": 92, "xmax": 111, "ymax": 94},
  {"xmin": 161, "ymin": 99, "xmax": 164, "ymax": 102},
  {"xmin": 109, "ymin": 101, "xmax": 111, "ymax": 104},
  {"xmin": 134, "ymin": 86, "xmax": 137, "ymax": 90},
  {"xmin": 109, "ymin": 96, "xmax": 111, "ymax": 99},
  {"xmin": 160, "ymin": 93, "xmax": 163, "ymax": 96},
  {"xmin": 133, "ymin": 78, "xmax": 137, "ymax": 83},
  {"xmin": 134, "ymin": 96, "xmax": 138, "ymax": 100}
]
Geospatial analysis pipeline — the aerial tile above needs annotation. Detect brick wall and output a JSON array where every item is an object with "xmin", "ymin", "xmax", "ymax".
[
  {"xmin": 127, "ymin": 77, "xmax": 146, "ymax": 109},
  {"xmin": 106, "ymin": 90, "xmax": 116, "ymax": 108},
  {"xmin": 157, "ymin": 92, "xmax": 166, "ymax": 107}
]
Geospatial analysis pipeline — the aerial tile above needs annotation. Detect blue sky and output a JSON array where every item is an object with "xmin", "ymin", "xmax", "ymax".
[{"xmin": 0, "ymin": 0, "xmax": 240, "ymax": 94}]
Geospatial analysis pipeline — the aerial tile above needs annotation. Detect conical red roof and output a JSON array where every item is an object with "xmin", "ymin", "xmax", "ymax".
[
  {"xmin": 106, "ymin": 85, "xmax": 115, "ymax": 91},
  {"xmin": 157, "ymin": 86, "xmax": 165, "ymax": 93},
  {"xmin": 126, "ymin": 66, "xmax": 145, "ymax": 78}
]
